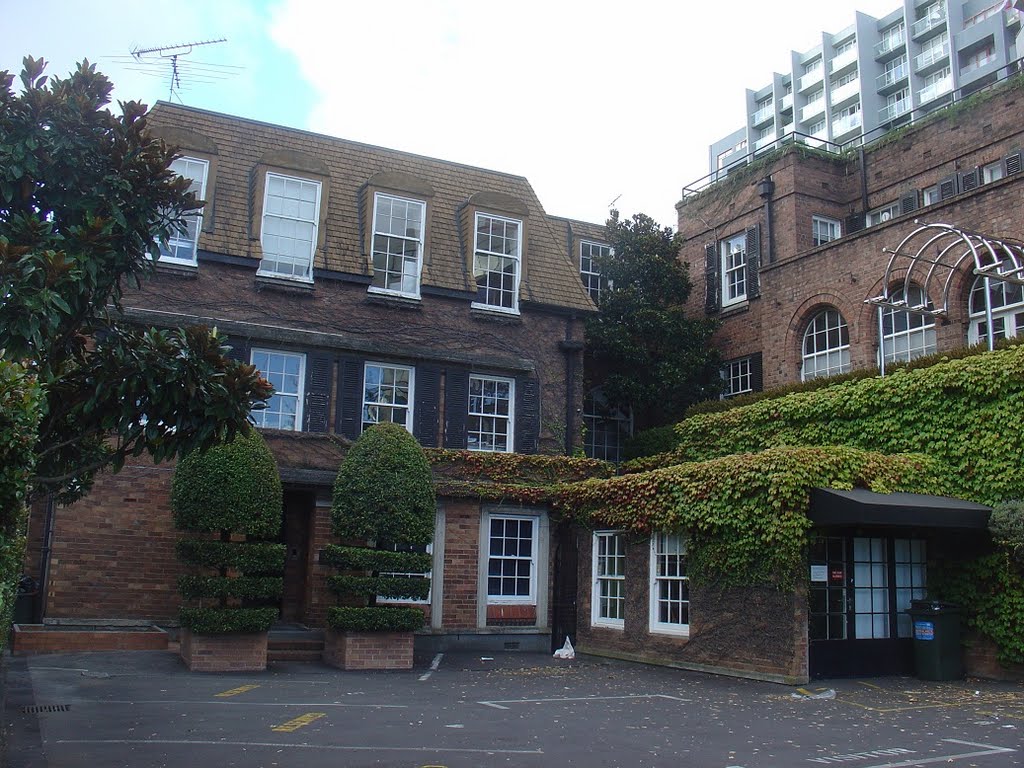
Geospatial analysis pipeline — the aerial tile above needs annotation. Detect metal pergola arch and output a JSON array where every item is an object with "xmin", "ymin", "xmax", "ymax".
[{"xmin": 865, "ymin": 221, "xmax": 1024, "ymax": 375}]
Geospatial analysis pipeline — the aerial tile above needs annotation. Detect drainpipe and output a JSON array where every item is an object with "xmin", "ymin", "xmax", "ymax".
[
  {"xmin": 757, "ymin": 176, "xmax": 775, "ymax": 263},
  {"xmin": 35, "ymin": 493, "xmax": 56, "ymax": 623},
  {"xmin": 559, "ymin": 316, "xmax": 585, "ymax": 456}
]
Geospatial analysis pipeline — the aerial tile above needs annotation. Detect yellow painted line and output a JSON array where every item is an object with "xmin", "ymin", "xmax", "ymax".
[
  {"xmin": 215, "ymin": 684, "xmax": 260, "ymax": 698},
  {"xmin": 796, "ymin": 688, "xmax": 814, "ymax": 696},
  {"xmin": 856, "ymin": 681, "xmax": 883, "ymax": 690},
  {"xmin": 271, "ymin": 712, "xmax": 326, "ymax": 733}
]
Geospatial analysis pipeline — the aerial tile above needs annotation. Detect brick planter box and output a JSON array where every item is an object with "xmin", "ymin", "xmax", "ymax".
[
  {"xmin": 180, "ymin": 629, "xmax": 268, "ymax": 672},
  {"xmin": 12, "ymin": 624, "xmax": 168, "ymax": 654},
  {"xmin": 963, "ymin": 632, "xmax": 1024, "ymax": 682},
  {"xmin": 322, "ymin": 629, "xmax": 413, "ymax": 670}
]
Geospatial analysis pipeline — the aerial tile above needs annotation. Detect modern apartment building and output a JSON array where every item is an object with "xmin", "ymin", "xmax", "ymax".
[{"xmin": 709, "ymin": 0, "xmax": 1022, "ymax": 177}]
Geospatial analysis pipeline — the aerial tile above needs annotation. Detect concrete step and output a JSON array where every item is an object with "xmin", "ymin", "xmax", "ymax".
[
  {"xmin": 267, "ymin": 647, "xmax": 322, "ymax": 662},
  {"xmin": 268, "ymin": 638, "xmax": 324, "ymax": 651}
]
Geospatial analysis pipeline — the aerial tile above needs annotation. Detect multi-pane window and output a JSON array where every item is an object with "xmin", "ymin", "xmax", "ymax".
[
  {"xmin": 259, "ymin": 173, "xmax": 321, "ymax": 281},
  {"xmin": 720, "ymin": 233, "xmax": 747, "ymax": 307},
  {"xmin": 468, "ymin": 375, "xmax": 514, "ymax": 453},
  {"xmin": 487, "ymin": 516, "xmax": 536, "ymax": 602},
  {"xmin": 377, "ymin": 543, "xmax": 432, "ymax": 605},
  {"xmin": 808, "ymin": 119, "xmax": 826, "ymax": 137},
  {"xmin": 809, "ymin": 536, "xmax": 848, "ymax": 641},
  {"xmin": 803, "ymin": 57, "xmax": 823, "ymax": 75},
  {"xmin": 473, "ymin": 213, "xmax": 521, "ymax": 312},
  {"xmin": 853, "ymin": 537, "xmax": 890, "ymax": 640},
  {"xmin": 582, "ymin": 389, "xmax": 632, "ymax": 463},
  {"xmin": 922, "ymin": 185, "xmax": 940, "ymax": 206},
  {"xmin": 833, "ymin": 70, "xmax": 858, "ymax": 89},
  {"xmin": 722, "ymin": 358, "xmax": 753, "ymax": 398},
  {"xmin": 867, "ymin": 202, "xmax": 899, "ymax": 227},
  {"xmin": 580, "ymin": 241, "xmax": 611, "ymax": 303},
  {"xmin": 592, "ymin": 531, "xmax": 625, "ymax": 628},
  {"xmin": 969, "ymin": 268, "xmax": 1024, "ymax": 345},
  {"xmin": 881, "ymin": 285, "xmax": 936, "ymax": 365},
  {"xmin": 159, "ymin": 157, "xmax": 208, "ymax": 265},
  {"xmin": 650, "ymin": 533, "xmax": 689, "ymax": 634},
  {"xmin": 983, "ymin": 161, "xmax": 1004, "ymax": 184},
  {"xmin": 812, "ymin": 216, "xmax": 841, "ymax": 246},
  {"xmin": 362, "ymin": 363, "xmax": 413, "ymax": 432},
  {"xmin": 370, "ymin": 193, "xmax": 425, "ymax": 296},
  {"xmin": 250, "ymin": 350, "xmax": 305, "ymax": 431},
  {"xmin": 802, "ymin": 308, "xmax": 851, "ymax": 381}
]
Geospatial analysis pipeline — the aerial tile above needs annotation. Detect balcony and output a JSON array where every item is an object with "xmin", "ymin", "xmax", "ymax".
[
  {"xmin": 830, "ymin": 79, "xmax": 860, "ymax": 107},
  {"xmin": 781, "ymin": 93, "xmax": 794, "ymax": 111},
  {"xmin": 752, "ymin": 103, "xmax": 774, "ymax": 127},
  {"xmin": 879, "ymin": 100, "xmax": 910, "ymax": 122},
  {"xmin": 918, "ymin": 74, "xmax": 953, "ymax": 104},
  {"xmin": 914, "ymin": 42, "xmax": 950, "ymax": 73},
  {"xmin": 960, "ymin": 53, "xmax": 996, "ymax": 77},
  {"xmin": 830, "ymin": 48, "xmax": 859, "ymax": 75},
  {"xmin": 753, "ymin": 131, "xmax": 778, "ymax": 152},
  {"xmin": 876, "ymin": 62, "xmax": 909, "ymax": 92},
  {"xmin": 874, "ymin": 31, "xmax": 906, "ymax": 59},
  {"xmin": 798, "ymin": 69, "xmax": 824, "ymax": 92},
  {"xmin": 800, "ymin": 98, "xmax": 826, "ymax": 122},
  {"xmin": 832, "ymin": 112, "xmax": 862, "ymax": 138},
  {"xmin": 911, "ymin": 9, "xmax": 947, "ymax": 40}
]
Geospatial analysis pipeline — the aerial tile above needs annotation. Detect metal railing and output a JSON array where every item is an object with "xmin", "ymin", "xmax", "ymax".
[
  {"xmin": 911, "ymin": 9, "xmax": 946, "ymax": 39},
  {"xmin": 877, "ymin": 62, "xmax": 909, "ymax": 90},
  {"xmin": 879, "ymin": 100, "xmax": 911, "ymax": 122},
  {"xmin": 874, "ymin": 31, "xmax": 906, "ymax": 58},
  {"xmin": 914, "ymin": 42, "xmax": 950, "ymax": 72}
]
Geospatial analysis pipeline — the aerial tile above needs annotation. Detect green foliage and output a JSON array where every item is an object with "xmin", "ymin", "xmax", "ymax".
[
  {"xmin": 176, "ymin": 540, "xmax": 286, "ymax": 573},
  {"xmin": 426, "ymin": 449, "xmax": 612, "ymax": 485},
  {"xmin": 327, "ymin": 575, "xmax": 430, "ymax": 602},
  {"xmin": 0, "ymin": 57, "xmax": 271, "ymax": 503},
  {"xmin": 621, "ymin": 425, "xmax": 678, "ymax": 461},
  {"xmin": 327, "ymin": 606, "xmax": 426, "ymax": 633},
  {"xmin": 332, "ymin": 423, "xmax": 435, "ymax": 545},
  {"xmin": 172, "ymin": 431, "xmax": 283, "ymax": 537},
  {"xmin": 584, "ymin": 210, "xmax": 720, "ymax": 428},
  {"xmin": 555, "ymin": 446, "xmax": 944, "ymax": 587},
  {"xmin": 321, "ymin": 545, "xmax": 431, "ymax": 574},
  {"xmin": 177, "ymin": 575, "xmax": 283, "ymax": 600},
  {"xmin": 989, "ymin": 500, "xmax": 1024, "ymax": 566},
  {"xmin": 179, "ymin": 606, "xmax": 278, "ymax": 635}
]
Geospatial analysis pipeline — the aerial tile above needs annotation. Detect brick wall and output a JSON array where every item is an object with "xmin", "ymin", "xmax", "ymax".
[
  {"xmin": 180, "ymin": 629, "xmax": 268, "ymax": 672},
  {"xmin": 322, "ymin": 630, "xmax": 414, "ymax": 670},
  {"xmin": 441, "ymin": 499, "xmax": 481, "ymax": 629}
]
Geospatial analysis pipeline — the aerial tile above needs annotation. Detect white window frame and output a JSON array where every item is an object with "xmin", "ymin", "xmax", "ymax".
[
  {"xmin": 377, "ymin": 542, "xmax": 433, "ymax": 605},
  {"xmin": 592, "ymin": 531, "xmax": 626, "ymax": 629},
  {"xmin": 649, "ymin": 533, "xmax": 689, "ymax": 636},
  {"xmin": 580, "ymin": 241, "xmax": 611, "ymax": 303},
  {"xmin": 722, "ymin": 357, "xmax": 753, "ymax": 398},
  {"xmin": 257, "ymin": 172, "xmax": 322, "ymax": 283},
  {"xmin": 880, "ymin": 285, "xmax": 937, "ymax": 365},
  {"xmin": 369, "ymin": 192, "xmax": 425, "ymax": 298},
  {"xmin": 922, "ymin": 185, "xmax": 940, "ymax": 206},
  {"xmin": 582, "ymin": 388, "xmax": 632, "ymax": 463},
  {"xmin": 801, "ymin": 308, "xmax": 851, "ymax": 381},
  {"xmin": 361, "ymin": 362, "xmax": 414, "ymax": 433},
  {"xmin": 812, "ymin": 216, "xmax": 841, "ymax": 246},
  {"xmin": 250, "ymin": 349, "xmax": 306, "ymax": 431},
  {"xmin": 467, "ymin": 374, "xmax": 515, "ymax": 453},
  {"xmin": 486, "ymin": 514, "xmax": 538, "ymax": 604},
  {"xmin": 472, "ymin": 212, "xmax": 522, "ymax": 314},
  {"xmin": 720, "ymin": 233, "xmax": 747, "ymax": 307},
  {"xmin": 969, "ymin": 271, "xmax": 1024, "ymax": 345},
  {"xmin": 867, "ymin": 202, "xmax": 900, "ymax": 227},
  {"xmin": 982, "ymin": 161, "xmax": 1004, "ymax": 184},
  {"xmin": 159, "ymin": 156, "xmax": 209, "ymax": 265}
]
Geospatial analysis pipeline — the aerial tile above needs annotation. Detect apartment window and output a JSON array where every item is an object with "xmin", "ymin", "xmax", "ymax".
[
  {"xmin": 807, "ymin": 88, "xmax": 824, "ymax": 107},
  {"xmin": 887, "ymin": 88, "xmax": 910, "ymax": 110},
  {"xmin": 259, "ymin": 173, "xmax": 321, "ymax": 281},
  {"xmin": 362, "ymin": 363, "xmax": 413, "ymax": 433},
  {"xmin": 834, "ymin": 37, "xmax": 856, "ymax": 56},
  {"xmin": 884, "ymin": 55, "xmax": 907, "ymax": 78},
  {"xmin": 473, "ymin": 212, "xmax": 522, "ymax": 313},
  {"xmin": 802, "ymin": 308, "xmax": 851, "ymax": 381},
  {"xmin": 468, "ymin": 375, "xmax": 514, "ymax": 453},
  {"xmin": 812, "ymin": 216, "xmax": 841, "ymax": 246},
  {"xmin": 965, "ymin": 3, "xmax": 1002, "ymax": 27},
  {"xmin": 370, "ymin": 193, "xmax": 425, "ymax": 297},
  {"xmin": 962, "ymin": 43, "xmax": 996, "ymax": 74},
  {"xmin": 922, "ymin": 185, "xmax": 940, "ymax": 205},
  {"xmin": 720, "ymin": 233, "xmax": 747, "ymax": 307},
  {"xmin": 592, "ymin": 531, "xmax": 625, "ymax": 628},
  {"xmin": 969, "ymin": 267, "xmax": 1024, "ymax": 345},
  {"xmin": 803, "ymin": 57, "xmax": 822, "ymax": 75},
  {"xmin": 881, "ymin": 22, "xmax": 905, "ymax": 48},
  {"xmin": 880, "ymin": 285, "xmax": 937, "ymax": 365},
  {"xmin": 580, "ymin": 241, "xmax": 611, "ymax": 303},
  {"xmin": 377, "ymin": 542, "xmax": 432, "ymax": 605},
  {"xmin": 583, "ymin": 389, "xmax": 632, "ymax": 463},
  {"xmin": 650, "ymin": 533, "xmax": 689, "ymax": 635},
  {"xmin": 487, "ymin": 515, "xmax": 536, "ymax": 602},
  {"xmin": 833, "ymin": 70, "xmax": 858, "ymax": 88},
  {"xmin": 250, "ymin": 349, "xmax": 305, "ymax": 431},
  {"xmin": 983, "ymin": 161, "xmax": 1004, "ymax": 184},
  {"xmin": 867, "ymin": 202, "xmax": 900, "ymax": 226},
  {"xmin": 159, "ymin": 156, "xmax": 208, "ymax": 265},
  {"xmin": 921, "ymin": 33, "xmax": 949, "ymax": 59},
  {"xmin": 808, "ymin": 119, "xmax": 826, "ymax": 136},
  {"xmin": 722, "ymin": 357, "xmax": 752, "ymax": 398}
]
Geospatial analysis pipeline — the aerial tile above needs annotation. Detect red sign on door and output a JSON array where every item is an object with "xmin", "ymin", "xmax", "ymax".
[{"xmin": 830, "ymin": 568, "xmax": 845, "ymax": 583}]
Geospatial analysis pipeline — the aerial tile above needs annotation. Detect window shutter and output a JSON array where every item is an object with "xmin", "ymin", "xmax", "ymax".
[
  {"xmin": 1004, "ymin": 150, "xmax": 1022, "ymax": 176},
  {"xmin": 704, "ymin": 242, "xmax": 720, "ymax": 314},
  {"xmin": 515, "ymin": 375, "xmax": 541, "ymax": 455},
  {"xmin": 336, "ymin": 357, "xmax": 364, "ymax": 440},
  {"xmin": 303, "ymin": 353, "xmax": 334, "ymax": 433},
  {"xmin": 938, "ymin": 174, "xmax": 958, "ymax": 200},
  {"xmin": 899, "ymin": 190, "xmax": 920, "ymax": 215},
  {"xmin": 444, "ymin": 367, "xmax": 469, "ymax": 449},
  {"xmin": 750, "ymin": 352, "xmax": 764, "ymax": 393},
  {"xmin": 959, "ymin": 168, "xmax": 980, "ymax": 193},
  {"xmin": 845, "ymin": 213, "xmax": 866, "ymax": 234},
  {"xmin": 413, "ymin": 364, "xmax": 441, "ymax": 447},
  {"xmin": 225, "ymin": 337, "xmax": 251, "ymax": 363},
  {"xmin": 745, "ymin": 225, "xmax": 761, "ymax": 299}
]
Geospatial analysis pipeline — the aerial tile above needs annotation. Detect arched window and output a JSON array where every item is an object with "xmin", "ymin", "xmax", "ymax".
[
  {"xmin": 881, "ymin": 284, "xmax": 936, "ymax": 365},
  {"xmin": 583, "ymin": 389, "xmax": 632, "ymax": 463},
  {"xmin": 802, "ymin": 308, "xmax": 851, "ymax": 381},
  {"xmin": 968, "ymin": 270, "xmax": 1024, "ymax": 346}
]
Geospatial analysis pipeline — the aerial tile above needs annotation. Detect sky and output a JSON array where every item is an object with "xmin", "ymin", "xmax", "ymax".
[{"xmin": 4, "ymin": 0, "xmax": 901, "ymax": 227}]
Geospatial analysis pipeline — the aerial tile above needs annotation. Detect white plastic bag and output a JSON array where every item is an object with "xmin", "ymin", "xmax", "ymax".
[{"xmin": 553, "ymin": 636, "xmax": 575, "ymax": 659}]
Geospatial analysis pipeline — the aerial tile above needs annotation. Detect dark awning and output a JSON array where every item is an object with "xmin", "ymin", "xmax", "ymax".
[{"xmin": 809, "ymin": 488, "xmax": 991, "ymax": 529}]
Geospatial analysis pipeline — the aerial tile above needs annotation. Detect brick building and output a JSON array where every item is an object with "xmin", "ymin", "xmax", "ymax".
[{"xmin": 24, "ymin": 102, "xmax": 604, "ymax": 653}]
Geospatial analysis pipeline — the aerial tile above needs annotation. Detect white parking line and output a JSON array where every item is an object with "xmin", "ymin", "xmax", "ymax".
[
  {"xmin": 81, "ymin": 699, "xmax": 406, "ymax": 708},
  {"xmin": 419, "ymin": 653, "xmax": 444, "ymax": 681},
  {"xmin": 811, "ymin": 739, "xmax": 1016, "ymax": 768},
  {"xmin": 54, "ymin": 739, "xmax": 542, "ymax": 755},
  {"xmin": 478, "ymin": 693, "xmax": 691, "ymax": 710}
]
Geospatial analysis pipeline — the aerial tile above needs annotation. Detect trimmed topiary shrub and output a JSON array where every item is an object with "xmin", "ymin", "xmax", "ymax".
[
  {"xmin": 171, "ymin": 431, "xmax": 285, "ymax": 634},
  {"xmin": 326, "ymin": 423, "xmax": 435, "ymax": 633}
]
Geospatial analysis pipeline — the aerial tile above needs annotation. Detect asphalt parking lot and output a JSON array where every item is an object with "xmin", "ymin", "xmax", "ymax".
[{"xmin": 4, "ymin": 650, "xmax": 1023, "ymax": 767}]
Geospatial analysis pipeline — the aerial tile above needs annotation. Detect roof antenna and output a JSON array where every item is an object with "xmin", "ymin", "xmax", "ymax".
[
  {"xmin": 130, "ymin": 38, "xmax": 228, "ymax": 103},
  {"xmin": 608, "ymin": 194, "xmax": 622, "ymax": 210}
]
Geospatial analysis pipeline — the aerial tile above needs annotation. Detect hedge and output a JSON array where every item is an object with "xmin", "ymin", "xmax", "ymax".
[
  {"xmin": 178, "ymin": 575, "xmax": 284, "ymax": 600},
  {"xmin": 327, "ymin": 606, "xmax": 425, "ymax": 633},
  {"xmin": 327, "ymin": 575, "xmax": 430, "ymax": 602},
  {"xmin": 176, "ymin": 540, "xmax": 286, "ymax": 573},
  {"xmin": 179, "ymin": 606, "xmax": 278, "ymax": 634},
  {"xmin": 320, "ymin": 545, "xmax": 431, "ymax": 575}
]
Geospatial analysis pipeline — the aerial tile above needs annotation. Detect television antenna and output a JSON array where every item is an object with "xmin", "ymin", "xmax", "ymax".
[{"xmin": 122, "ymin": 38, "xmax": 236, "ymax": 103}]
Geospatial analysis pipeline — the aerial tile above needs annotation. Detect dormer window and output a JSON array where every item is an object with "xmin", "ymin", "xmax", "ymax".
[
  {"xmin": 257, "ymin": 173, "xmax": 321, "ymax": 282},
  {"xmin": 369, "ymin": 193, "xmax": 425, "ymax": 297},
  {"xmin": 159, "ymin": 156, "xmax": 208, "ymax": 265},
  {"xmin": 472, "ymin": 212, "xmax": 522, "ymax": 313}
]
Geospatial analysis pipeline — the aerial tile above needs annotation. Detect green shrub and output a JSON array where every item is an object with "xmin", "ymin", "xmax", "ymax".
[
  {"xmin": 327, "ymin": 606, "xmax": 425, "ymax": 633},
  {"xmin": 179, "ymin": 606, "xmax": 278, "ymax": 634},
  {"xmin": 175, "ymin": 540, "xmax": 286, "ymax": 573},
  {"xmin": 178, "ymin": 575, "xmax": 284, "ymax": 600},
  {"xmin": 989, "ymin": 500, "xmax": 1024, "ymax": 566},
  {"xmin": 320, "ymin": 545, "xmax": 432, "ymax": 574},
  {"xmin": 327, "ymin": 575, "xmax": 430, "ymax": 601},
  {"xmin": 621, "ymin": 425, "xmax": 678, "ymax": 461}
]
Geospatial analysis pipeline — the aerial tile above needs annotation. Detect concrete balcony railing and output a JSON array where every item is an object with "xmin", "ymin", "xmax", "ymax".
[
  {"xmin": 830, "ymin": 48, "xmax": 859, "ymax": 75},
  {"xmin": 830, "ymin": 79, "xmax": 860, "ymax": 106},
  {"xmin": 752, "ymin": 104, "xmax": 774, "ymax": 126},
  {"xmin": 798, "ymin": 69, "xmax": 824, "ymax": 92},
  {"xmin": 800, "ymin": 99, "xmax": 826, "ymax": 122},
  {"xmin": 832, "ymin": 112, "xmax": 862, "ymax": 137}
]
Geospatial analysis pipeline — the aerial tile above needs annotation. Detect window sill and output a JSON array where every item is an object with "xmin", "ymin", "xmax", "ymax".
[
  {"xmin": 486, "ymin": 598, "xmax": 537, "ymax": 606},
  {"xmin": 649, "ymin": 625, "xmax": 690, "ymax": 639},
  {"xmin": 470, "ymin": 305, "xmax": 523, "ymax": 324},
  {"xmin": 154, "ymin": 260, "xmax": 199, "ymax": 278},
  {"xmin": 591, "ymin": 620, "xmax": 625, "ymax": 631},
  {"xmin": 720, "ymin": 300, "xmax": 750, "ymax": 318},
  {"xmin": 365, "ymin": 290, "xmax": 423, "ymax": 310},
  {"xmin": 255, "ymin": 274, "xmax": 315, "ymax": 294}
]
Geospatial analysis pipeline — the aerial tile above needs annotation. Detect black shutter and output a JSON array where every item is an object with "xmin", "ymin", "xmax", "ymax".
[
  {"xmin": 225, "ymin": 336, "xmax": 251, "ymax": 363},
  {"xmin": 749, "ymin": 352, "xmax": 764, "ymax": 393},
  {"xmin": 845, "ymin": 213, "xmax": 866, "ymax": 234},
  {"xmin": 1004, "ymin": 150, "xmax": 1022, "ymax": 176},
  {"xmin": 413, "ymin": 364, "xmax": 441, "ymax": 447},
  {"xmin": 304, "ymin": 353, "xmax": 334, "ymax": 433},
  {"xmin": 745, "ymin": 225, "xmax": 761, "ymax": 299},
  {"xmin": 899, "ymin": 190, "xmax": 920, "ymax": 215},
  {"xmin": 336, "ymin": 357, "xmax": 363, "ymax": 440},
  {"xmin": 938, "ymin": 174, "xmax": 959, "ymax": 200},
  {"xmin": 960, "ymin": 168, "xmax": 980, "ymax": 192},
  {"xmin": 444, "ymin": 367, "xmax": 469, "ymax": 449},
  {"xmin": 704, "ymin": 242, "xmax": 719, "ymax": 314},
  {"xmin": 515, "ymin": 376, "xmax": 540, "ymax": 455}
]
